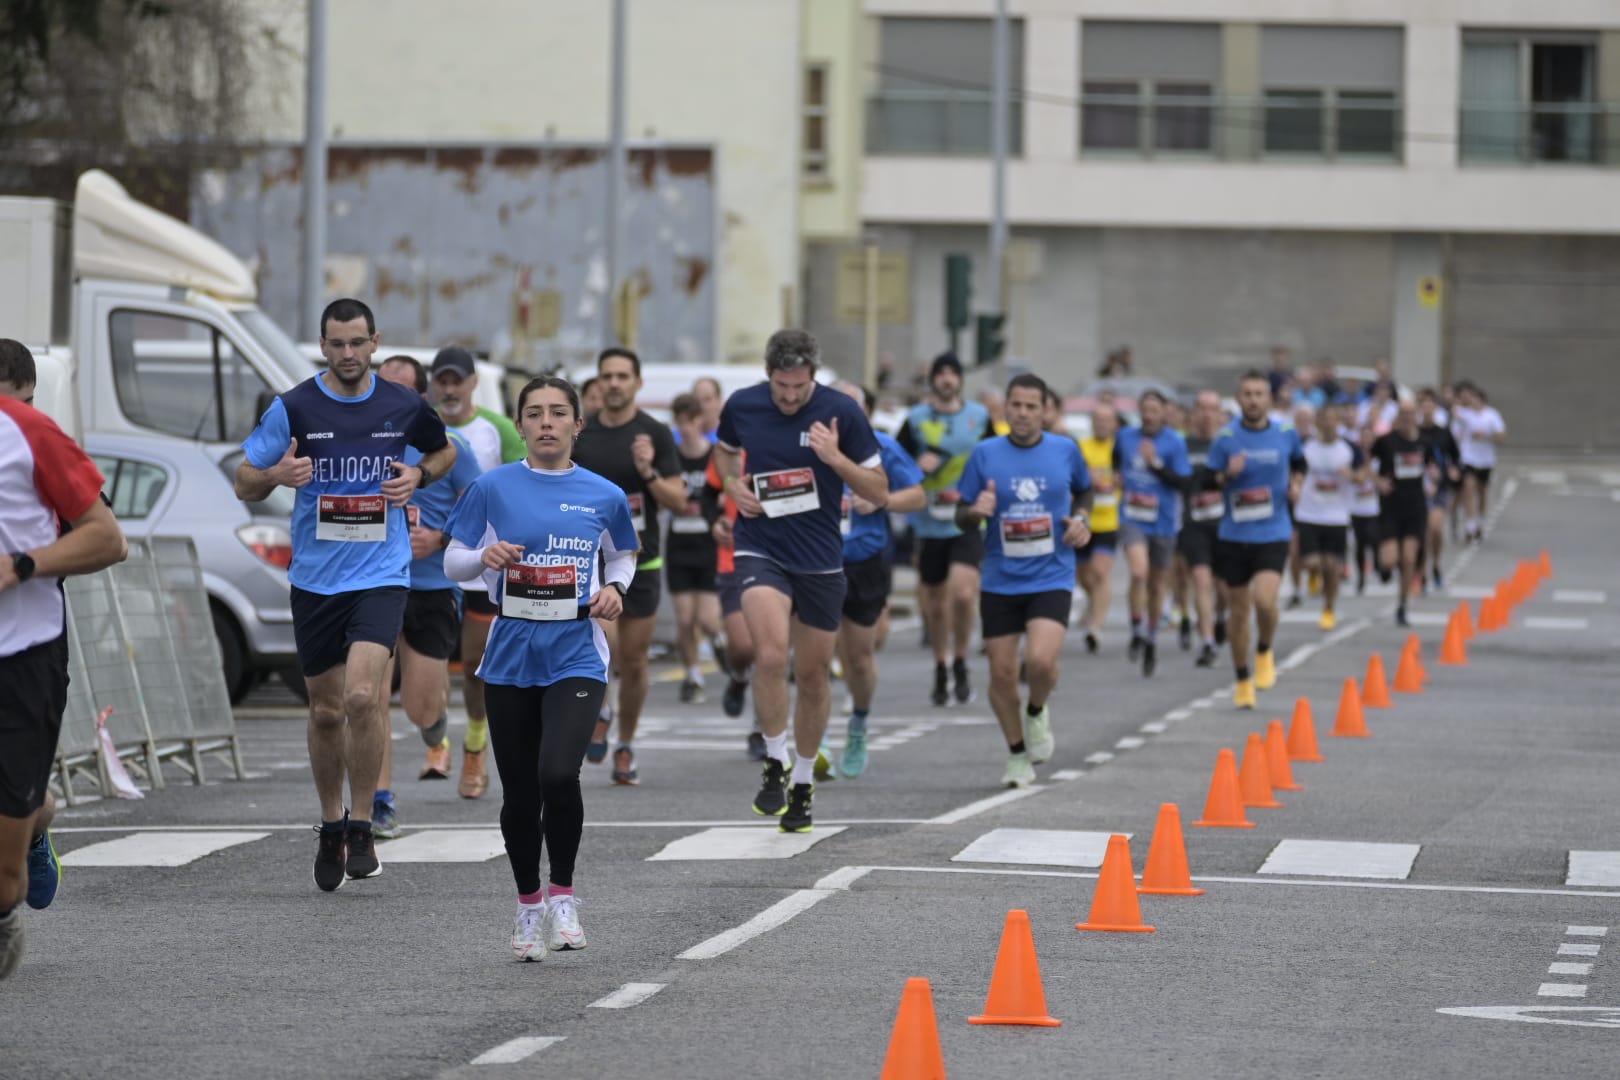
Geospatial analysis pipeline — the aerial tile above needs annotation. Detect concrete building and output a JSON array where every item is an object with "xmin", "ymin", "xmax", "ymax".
[{"xmin": 802, "ymin": 0, "xmax": 1620, "ymax": 449}]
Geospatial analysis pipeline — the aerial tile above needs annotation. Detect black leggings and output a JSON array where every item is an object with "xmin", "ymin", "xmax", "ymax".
[{"xmin": 484, "ymin": 678, "xmax": 607, "ymax": 893}]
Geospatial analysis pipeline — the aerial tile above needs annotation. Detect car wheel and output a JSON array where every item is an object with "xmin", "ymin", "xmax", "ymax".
[{"xmin": 210, "ymin": 602, "xmax": 256, "ymax": 705}]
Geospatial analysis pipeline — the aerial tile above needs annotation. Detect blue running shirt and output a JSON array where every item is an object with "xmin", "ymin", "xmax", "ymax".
[
  {"xmin": 405, "ymin": 428, "xmax": 483, "ymax": 591},
  {"xmin": 446, "ymin": 463, "xmax": 638, "ymax": 687},
  {"xmin": 843, "ymin": 432, "xmax": 924, "ymax": 564},
  {"xmin": 1207, "ymin": 420, "xmax": 1305, "ymax": 544},
  {"xmin": 897, "ymin": 401, "xmax": 993, "ymax": 539},
  {"xmin": 716, "ymin": 382, "xmax": 882, "ymax": 574},
  {"xmin": 242, "ymin": 373, "xmax": 448, "ymax": 595},
  {"xmin": 957, "ymin": 434, "xmax": 1092, "ymax": 595},
  {"xmin": 1114, "ymin": 426, "xmax": 1190, "ymax": 537}
]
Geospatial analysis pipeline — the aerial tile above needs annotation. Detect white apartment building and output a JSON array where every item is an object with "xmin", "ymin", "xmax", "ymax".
[{"xmin": 803, "ymin": 0, "xmax": 1620, "ymax": 449}]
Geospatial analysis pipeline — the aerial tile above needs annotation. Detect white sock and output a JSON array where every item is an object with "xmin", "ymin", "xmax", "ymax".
[
  {"xmin": 764, "ymin": 732, "xmax": 789, "ymax": 766},
  {"xmin": 790, "ymin": 755, "xmax": 816, "ymax": 786},
  {"xmin": 686, "ymin": 665, "xmax": 702, "ymax": 683}
]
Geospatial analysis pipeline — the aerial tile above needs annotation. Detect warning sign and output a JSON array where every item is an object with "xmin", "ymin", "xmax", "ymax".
[{"xmin": 1418, "ymin": 276, "xmax": 1442, "ymax": 309}]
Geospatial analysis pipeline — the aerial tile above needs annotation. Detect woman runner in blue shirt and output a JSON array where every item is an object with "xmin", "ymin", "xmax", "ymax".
[{"xmin": 445, "ymin": 376, "xmax": 639, "ymax": 962}]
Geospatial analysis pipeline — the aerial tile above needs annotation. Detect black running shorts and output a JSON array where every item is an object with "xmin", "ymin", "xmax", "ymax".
[
  {"xmin": 666, "ymin": 560, "xmax": 717, "ymax": 595},
  {"xmin": 401, "ymin": 588, "xmax": 461, "ymax": 660},
  {"xmin": 840, "ymin": 552, "xmax": 891, "ymax": 628},
  {"xmin": 916, "ymin": 530, "xmax": 984, "ymax": 586},
  {"xmin": 1214, "ymin": 540, "xmax": 1290, "ymax": 589},
  {"xmin": 0, "ymin": 633, "xmax": 69, "ymax": 818},
  {"xmin": 1380, "ymin": 495, "xmax": 1427, "ymax": 541},
  {"xmin": 291, "ymin": 586, "xmax": 408, "ymax": 677},
  {"xmin": 734, "ymin": 555, "xmax": 846, "ymax": 634},
  {"xmin": 980, "ymin": 589, "xmax": 1072, "ymax": 640},
  {"xmin": 1296, "ymin": 522, "xmax": 1349, "ymax": 560},
  {"xmin": 622, "ymin": 565, "xmax": 663, "ymax": 620},
  {"xmin": 1177, "ymin": 522, "xmax": 1219, "ymax": 568}
]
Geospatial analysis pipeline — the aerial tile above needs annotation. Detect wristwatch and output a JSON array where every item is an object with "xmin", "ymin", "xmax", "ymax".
[
  {"xmin": 10, "ymin": 552, "xmax": 35, "ymax": 583},
  {"xmin": 607, "ymin": 581, "xmax": 628, "ymax": 598},
  {"xmin": 417, "ymin": 464, "xmax": 435, "ymax": 487}
]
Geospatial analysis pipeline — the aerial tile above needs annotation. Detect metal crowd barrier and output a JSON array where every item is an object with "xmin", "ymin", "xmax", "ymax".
[{"xmin": 53, "ymin": 536, "xmax": 246, "ymax": 804}]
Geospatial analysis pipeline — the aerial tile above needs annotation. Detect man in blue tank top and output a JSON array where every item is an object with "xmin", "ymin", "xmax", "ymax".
[{"xmin": 236, "ymin": 298, "xmax": 456, "ymax": 892}]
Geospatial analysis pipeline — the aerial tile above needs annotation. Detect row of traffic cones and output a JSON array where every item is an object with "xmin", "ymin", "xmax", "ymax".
[{"xmin": 882, "ymin": 551, "xmax": 1554, "ymax": 1076}]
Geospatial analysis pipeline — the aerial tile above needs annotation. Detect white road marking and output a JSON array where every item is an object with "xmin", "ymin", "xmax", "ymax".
[
  {"xmin": 60, "ymin": 831, "xmax": 268, "ymax": 867},
  {"xmin": 1560, "ymin": 943, "xmax": 1602, "ymax": 957},
  {"xmin": 633, "ymin": 739, "xmax": 774, "ymax": 751},
  {"xmin": 1163, "ymin": 710, "xmax": 1192, "ymax": 722},
  {"xmin": 1258, "ymin": 840, "xmax": 1421, "ymax": 880},
  {"xmin": 1445, "ymin": 586, "xmax": 1494, "ymax": 600},
  {"xmin": 379, "ymin": 829, "xmax": 506, "ymax": 862},
  {"xmin": 1049, "ymin": 769, "xmax": 1084, "ymax": 781},
  {"xmin": 1439, "ymin": 1005, "xmax": 1620, "ymax": 1027},
  {"xmin": 471, "ymin": 1037, "xmax": 565, "ymax": 1065},
  {"xmin": 589, "ymin": 983, "xmax": 667, "ymax": 1010},
  {"xmin": 676, "ymin": 866, "xmax": 874, "ymax": 961},
  {"xmin": 1402, "ymin": 612, "xmax": 1451, "ymax": 626},
  {"xmin": 1525, "ymin": 617, "xmax": 1589, "ymax": 631},
  {"xmin": 1568, "ymin": 854, "xmax": 1620, "ymax": 887},
  {"xmin": 1140, "ymin": 722, "xmax": 1169, "ymax": 734},
  {"xmin": 1550, "ymin": 963, "xmax": 1594, "ymax": 976},
  {"xmin": 646, "ymin": 827, "xmax": 846, "ymax": 861},
  {"xmin": 1526, "ymin": 470, "xmax": 1568, "ymax": 485},
  {"xmin": 926, "ymin": 785, "xmax": 1046, "ymax": 825},
  {"xmin": 1568, "ymin": 926, "xmax": 1609, "ymax": 936},
  {"xmin": 952, "ymin": 828, "xmax": 1120, "ymax": 869},
  {"xmin": 1085, "ymin": 752, "xmax": 1115, "ymax": 764},
  {"xmin": 52, "ymin": 818, "xmax": 931, "ymax": 834},
  {"xmin": 1115, "ymin": 736, "xmax": 1146, "ymax": 750},
  {"xmin": 1539, "ymin": 984, "xmax": 1589, "ymax": 998},
  {"xmin": 1188, "ymin": 700, "xmax": 1214, "ymax": 710},
  {"xmin": 1553, "ymin": 589, "xmax": 1607, "ymax": 604}
]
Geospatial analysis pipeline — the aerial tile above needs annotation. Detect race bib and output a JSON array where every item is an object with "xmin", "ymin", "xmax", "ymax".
[
  {"xmin": 405, "ymin": 504, "xmax": 421, "ymax": 529},
  {"xmin": 1394, "ymin": 452, "xmax": 1425, "ymax": 480},
  {"xmin": 316, "ymin": 494, "xmax": 387, "ymax": 542},
  {"xmin": 754, "ymin": 468, "xmax": 819, "ymax": 518},
  {"xmin": 627, "ymin": 492, "xmax": 646, "ymax": 534},
  {"xmin": 671, "ymin": 501, "xmax": 709, "ymax": 535},
  {"xmin": 1312, "ymin": 476, "xmax": 1341, "ymax": 493},
  {"xmin": 1124, "ymin": 490, "xmax": 1159, "ymax": 523},
  {"xmin": 501, "ymin": 564, "xmax": 579, "ymax": 621},
  {"xmin": 927, "ymin": 488, "xmax": 960, "ymax": 522},
  {"xmin": 840, "ymin": 495, "xmax": 852, "ymax": 537},
  {"xmin": 1189, "ymin": 490, "xmax": 1224, "ymax": 522},
  {"xmin": 1231, "ymin": 487, "xmax": 1274, "ymax": 523},
  {"xmin": 1001, "ymin": 515, "xmax": 1054, "ymax": 558}
]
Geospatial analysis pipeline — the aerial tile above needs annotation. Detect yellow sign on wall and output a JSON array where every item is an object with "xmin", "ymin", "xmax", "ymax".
[{"xmin": 1418, "ymin": 275, "xmax": 1442, "ymax": 309}]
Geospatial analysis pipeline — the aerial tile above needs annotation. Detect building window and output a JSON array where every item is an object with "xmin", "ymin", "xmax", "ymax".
[
  {"xmin": 803, "ymin": 63, "xmax": 829, "ymax": 179},
  {"xmin": 1259, "ymin": 25, "xmax": 1403, "ymax": 160},
  {"xmin": 1460, "ymin": 35, "xmax": 1600, "ymax": 163},
  {"xmin": 867, "ymin": 17, "xmax": 1024, "ymax": 157},
  {"xmin": 1264, "ymin": 89, "xmax": 1324, "ymax": 153},
  {"xmin": 1079, "ymin": 21, "xmax": 1220, "ymax": 156}
]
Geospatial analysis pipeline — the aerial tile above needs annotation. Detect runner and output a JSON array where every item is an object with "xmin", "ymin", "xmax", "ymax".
[
  {"xmin": 1116, "ymin": 390, "xmax": 1190, "ymax": 677},
  {"xmin": 443, "ymin": 375, "xmax": 638, "ymax": 960},
  {"xmin": 896, "ymin": 353, "xmax": 991, "ymax": 708},
  {"xmin": 705, "ymin": 454, "xmax": 758, "ymax": 755},
  {"xmin": 1041, "ymin": 387, "xmax": 1068, "ymax": 436},
  {"xmin": 1207, "ymin": 370, "xmax": 1305, "ymax": 709},
  {"xmin": 369, "ymin": 356, "xmax": 484, "ymax": 837},
  {"xmin": 571, "ymin": 347, "xmax": 686, "ymax": 786},
  {"xmin": 955, "ymin": 374, "xmax": 1092, "ymax": 787},
  {"xmin": 692, "ymin": 376, "xmax": 724, "ymax": 440},
  {"xmin": 237, "ymin": 298, "xmax": 455, "ymax": 890},
  {"xmin": 1285, "ymin": 403, "xmax": 1316, "ymax": 610},
  {"xmin": 1178, "ymin": 390, "xmax": 1227, "ymax": 667},
  {"xmin": 1076, "ymin": 404, "xmax": 1119, "ymax": 654},
  {"xmin": 1372, "ymin": 400, "xmax": 1441, "ymax": 627},
  {"xmin": 665, "ymin": 393, "xmax": 723, "ymax": 704},
  {"xmin": 579, "ymin": 377, "xmax": 604, "ymax": 421},
  {"xmin": 1416, "ymin": 388, "xmax": 1461, "ymax": 591},
  {"xmin": 829, "ymin": 382, "xmax": 925, "ymax": 780},
  {"xmin": 1450, "ymin": 382, "xmax": 1505, "ymax": 543},
  {"xmin": 430, "ymin": 346, "xmax": 525, "ymax": 797},
  {"xmin": 0, "ymin": 341, "xmax": 129, "ymax": 981},
  {"xmin": 1349, "ymin": 421, "xmax": 1385, "ymax": 595},
  {"xmin": 1293, "ymin": 402, "xmax": 1363, "ymax": 631},
  {"xmin": 712, "ymin": 329, "xmax": 887, "ymax": 833}
]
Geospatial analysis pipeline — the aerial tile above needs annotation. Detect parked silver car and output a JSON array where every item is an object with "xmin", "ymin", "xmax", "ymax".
[{"xmin": 85, "ymin": 432, "xmax": 300, "ymax": 703}]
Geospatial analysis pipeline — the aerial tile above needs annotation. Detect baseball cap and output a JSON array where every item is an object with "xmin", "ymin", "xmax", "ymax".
[
  {"xmin": 930, "ymin": 352, "xmax": 964, "ymax": 381},
  {"xmin": 430, "ymin": 346, "xmax": 475, "ymax": 379}
]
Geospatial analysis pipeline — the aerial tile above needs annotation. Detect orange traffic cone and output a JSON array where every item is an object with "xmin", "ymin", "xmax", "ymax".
[
  {"xmin": 1439, "ymin": 619, "xmax": 1468, "ymax": 666},
  {"xmin": 1478, "ymin": 597, "xmax": 1497, "ymax": 632},
  {"xmin": 1265, "ymin": 720, "xmax": 1302, "ymax": 791},
  {"xmin": 1362, "ymin": 654, "xmax": 1393, "ymax": 708},
  {"xmin": 882, "ymin": 978, "xmax": 949, "ymax": 1079},
  {"xmin": 1287, "ymin": 697, "xmax": 1325, "ymax": 763},
  {"xmin": 1392, "ymin": 646, "xmax": 1423, "ymax": 694},
  {"xmin": 1457, "ymin": 602, "xmax": 1476, "ymax": 641},
  {"xmin": 1139, "ymin": 803, "xmax": 1204, "ymax": 897},
  {"xmin": 1540, "ymin": 549, "xmax": 1553, "ymax": 577},
  {"xmin": 1332, "ymin": 677, "xmax": 1370, "ymax": 736},
  {"xmin": 1239, "ymin": 732, "xmax": 1282, "ymax": 808},
  {"xmin": 1193, "ymin": 749, "xmax": 1255, "ymax": 829},
  {"xmin": 968, "ymin": 910, "xmax": 1062, "ymax": 1027},
  {"xmin": 1076, "ymin": 834, "xmax": 1155, "ymax": 932},
  {"xmin": 1404, "ymin": 634, "xmax": 1428, "ymax": 684}
]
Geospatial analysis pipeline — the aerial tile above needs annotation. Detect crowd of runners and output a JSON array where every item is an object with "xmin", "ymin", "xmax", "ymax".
[{"xmin": 0, "ymin": 304, "xmax": 1507, "ymax": 974}]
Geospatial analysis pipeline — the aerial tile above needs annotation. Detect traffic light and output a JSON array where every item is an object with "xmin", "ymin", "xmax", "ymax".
[
  {"xmin": 945, "ymin": 253, "xmax": 972, "ymax": 332},
  {"xmin": 975, "ymin": 313, "xmax": 1005, "ymax": 367}
]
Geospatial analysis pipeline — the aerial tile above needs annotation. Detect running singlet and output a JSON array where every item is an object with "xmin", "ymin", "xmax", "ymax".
[
  {"xmin": 843, "ymin": 432, "xmax": 924, "ymax": 564},
  {"xmin": 667, "ymin": 444, "xmax": 720, "ymax": 569},
  {"xmin": 446, "ymin": 463, "xmax": 638, "ymax": 687},
  {"xmin": 957, "ymin": 433, "xmax": 1091, "ymax": 595},
  {"xmin": 1182, "ymin": 434, "xmax": 1224, "ymax": 528},
  {"xmin": 404, "ymin": 429, "xmax": 483, "ymax": 591},
  {"xmin": 1371, "ymin": 431, "xmax": 1437, "ymax": 502},
  {"xmin": 242, "ymin": 373, "xmax": 449, "ymax": 595},
  {"xmin": 1079, "ymin": 436, "xmax": 1119, "ymax": 533},
  {"xmin": 716, "ymin": 383, "xmax": 882, "ymax": 574},
  {"xmin": 1207, "ymin": 420, "xmax": 1304, "ymax": 545},
  {"xmin": 897, "ymin": 401, "xmax": 992, "ymax": 540},
  {"xmin": 1451, "ymin": 406, "xmax": 1505, "ymax": 469},
  {"xmin": 1294, "ymin": 436, "xmax": 1362, "ymax": 527},
  {"xmin": 573, "ymin": 410, "xmax": 681, "ymax": 565},
  {"xmin": 1114, "ymin": 426, "xmax": 1190, "ymax": 537}
]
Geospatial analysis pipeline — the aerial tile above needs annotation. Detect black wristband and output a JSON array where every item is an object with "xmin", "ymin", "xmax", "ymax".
[{"xmin": 417, "ymin": 464, "xmax": 434, "ymax": 487}]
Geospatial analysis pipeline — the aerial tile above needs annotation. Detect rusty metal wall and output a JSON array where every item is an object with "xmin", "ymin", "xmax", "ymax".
[{"xmin": 191, "ymin": 143, "xmax": 716, "ymax": 368}]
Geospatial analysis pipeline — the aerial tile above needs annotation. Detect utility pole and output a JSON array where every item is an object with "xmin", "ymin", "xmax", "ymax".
[
  {"xmin": 299, "ymin": 0, "xmax": 328, "ymax": 341},
  {"xmin": 604, "ymin": 0, "xmax": 628, "ymax": 346},
  {"xmin": 988, "ymin": 0, "xmax": 1009, "ymax": 381}
]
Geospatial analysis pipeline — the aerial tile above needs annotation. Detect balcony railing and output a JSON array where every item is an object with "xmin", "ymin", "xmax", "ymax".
[
  {"xmin": 866, "ymin": 89, "xmax": 1023, "ymax": 156},
  {"xmin": 1080, "ymin": 90, "xmax": 1403, "ymax": 161},
  {"xmin": 1459, "ymin": 101, "xmax": 1619, "ymax": 164}
]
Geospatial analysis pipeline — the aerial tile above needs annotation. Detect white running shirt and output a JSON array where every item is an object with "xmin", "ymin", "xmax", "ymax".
[
  {"xmin": 1294, "ymin": 436, "xmax": 1361, "ymax": 527},
  {"xmin": 1451, "ymin": 405, "xmax": 1505, "ymax": 469}
]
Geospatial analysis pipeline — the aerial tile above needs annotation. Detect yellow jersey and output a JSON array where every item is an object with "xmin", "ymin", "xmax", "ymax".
[{"xmin": 1080, "ymin": 436, "xmax": 1119, "ymax": 533}]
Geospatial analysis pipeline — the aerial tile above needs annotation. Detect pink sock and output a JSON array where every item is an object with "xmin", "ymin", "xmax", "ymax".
[
  {"xmin": 518, "ymin": 889, "xmax": 545, "ymax": 906},
  {"xmin": 548, "ymin": 885, "xmax": 574, "ymax": 898}
]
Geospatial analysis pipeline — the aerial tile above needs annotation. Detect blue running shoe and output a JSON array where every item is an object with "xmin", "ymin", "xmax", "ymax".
[
  {"xmin": 839, "ymin": 730, "xmax": 868, "ymax": 779},
  {"xmin": 370, "ymin": 799, "xmax": 400, "ymax": 840},
  {"xmin": 26, "ymin": 832, "xmax": 60, "ymax": 910}
]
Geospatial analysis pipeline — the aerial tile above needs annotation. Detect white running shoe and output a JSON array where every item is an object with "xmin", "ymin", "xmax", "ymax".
[
  {"xmin": 512, "ymin": 903, "xmax": 546, "ymax": 962},
  {"xmin": 1002, "ymin": 751, "xmax": 1036, "ymax": 789},
  {"xmin": 1024, "ymin": 705, "xmax": 1055, "ymax": 764},
  {"xmin": 544, "ymin": 893, "xmax": 587, "ymax": 951}
]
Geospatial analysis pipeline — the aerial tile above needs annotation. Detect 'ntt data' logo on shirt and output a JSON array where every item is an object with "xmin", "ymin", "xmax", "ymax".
[{"xmin": 559, "ymin": 502, "xmax": 597, "ymax": 513}]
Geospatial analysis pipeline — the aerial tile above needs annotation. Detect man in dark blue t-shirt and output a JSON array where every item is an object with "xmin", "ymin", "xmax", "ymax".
[{"xmin": 713, "ymin": 330, "xmax": 886, "ymax": 834}]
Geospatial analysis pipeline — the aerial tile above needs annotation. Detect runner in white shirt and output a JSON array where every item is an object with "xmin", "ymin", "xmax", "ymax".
[
  {"xmin": 1449, "ymin": 382, "xmax": 1506, "ymax": 543},
  {"xmin": 1293, "ymin": 404, "xmax": 1364, "ymax": 630}
]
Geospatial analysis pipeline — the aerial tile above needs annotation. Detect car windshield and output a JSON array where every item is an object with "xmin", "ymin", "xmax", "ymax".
[
  {"xmin": 219, "ymin": 450, "xmax": 296, "ymax": 518},
  {"xmin": 236, "ymin": 308, "xmax": 317, "ymax": 389}
]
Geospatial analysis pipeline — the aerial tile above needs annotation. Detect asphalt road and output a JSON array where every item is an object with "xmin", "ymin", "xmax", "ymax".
[{"xmin": 4, "ymin": 459, "xmax": 1619, "ymax": 1079}]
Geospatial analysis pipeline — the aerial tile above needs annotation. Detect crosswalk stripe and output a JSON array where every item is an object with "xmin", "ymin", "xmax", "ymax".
[
  {"xmin": 60, "ymin": 831, "xmax": 268, "ymax": 867},
  {"xmin": 379, "ymin": 829, "xmax": 506, "ymax": 862},
  {"xmin": 1258, "ymin": 840, "xmax": 1420, "ymax": 880},
  {"xmin": 952, "ymin": 828, "xmax": 1121, "ymax": 869},
  {"xmin": 1525, "ymin": 617, "xmax": 1589, "ymax": 631},
  {"xmin": 1566, "ymin": 853, "xmax": 1620, "ymax": 887},
  {"xmin": 646, "ymin": 826, "xmax": 845, "ymax": 861},
  {"xmin": 1552, "ymin": 589, "xmax": 1607, "ymax": 604}
]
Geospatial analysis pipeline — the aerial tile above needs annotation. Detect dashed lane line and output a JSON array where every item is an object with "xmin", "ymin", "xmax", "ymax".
[
  {"xmin": 924, "ymin": 785, "xmax": 1047, "ymax": 825},
  {"xmin": 470, "ymin": 1037, "xmax": 565, "ymax": 1065},
  {"xmin": 589, "ymin": 983, "xmax": 667, "ymax": 1010},
  {"xmin": 676, "ymin": 866, "xmax": 871, "ymax": 961}
]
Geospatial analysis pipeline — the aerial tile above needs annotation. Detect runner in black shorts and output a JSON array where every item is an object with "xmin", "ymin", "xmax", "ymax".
[
  {"xmin": 1372, "ymin": 400, "xmax": 1440, "ymax": 627},
  {"xmin": 1179, "ymin": 389, "xmax": 1228, "ymax": 666},
  {"xmin": 665, "ymin": 393, "xmax": 723, "ymax": 705}
]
